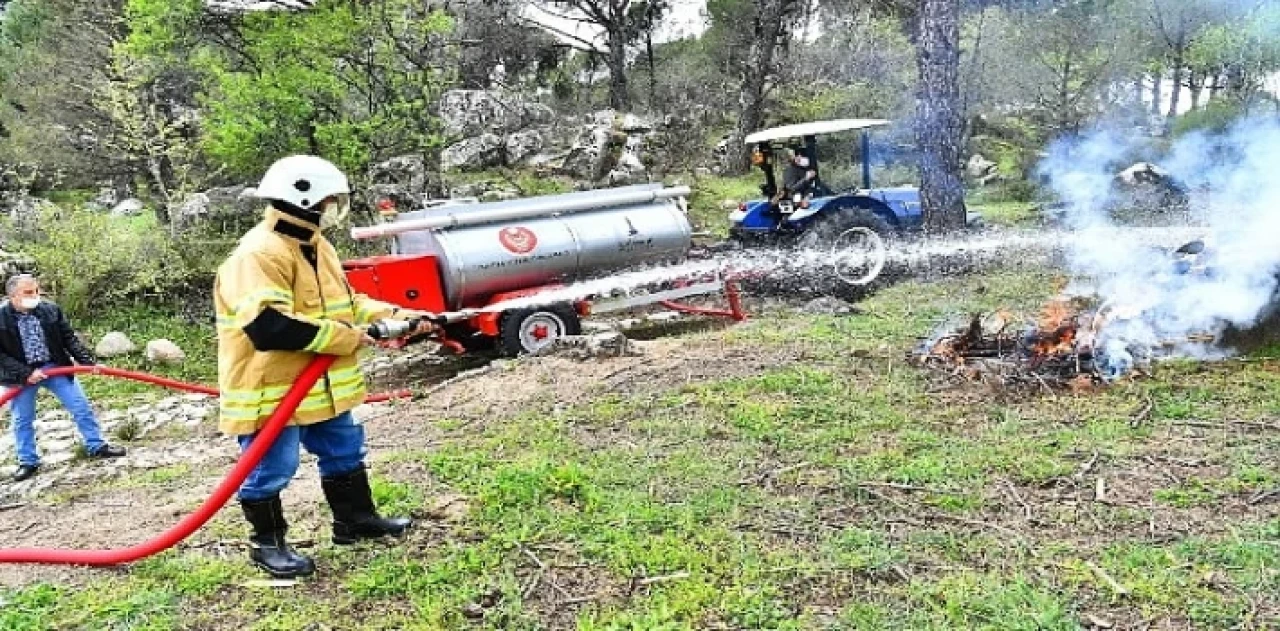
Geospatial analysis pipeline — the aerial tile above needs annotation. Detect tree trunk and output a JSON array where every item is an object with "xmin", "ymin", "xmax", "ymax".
[
  {"xmin": 1167, "ymin": 47, "xmax": 1185, "ymax": 120},
  {"xmin": 1150, "ymin": 68, "xmax": 1163, "ymax": 115},
  {"xmin": 1190, "ymin": 70, "xmax": 1206, "ymax": 111},
  {"xmin": 914, "ymin": 0, "xmax": 966, "ymax": 234},
  {"xmin": 607, "ymin": 31, "xmax": 630, "ymax": 111},
  {"xmin": 726, "ymin": 0, "xmax": 791, "ymax": 174}
]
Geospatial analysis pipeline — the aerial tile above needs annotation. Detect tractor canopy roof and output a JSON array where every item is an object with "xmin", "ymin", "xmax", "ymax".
[{"xmin": 744, "ymin": 119, "xmax": 891, "ymax": 145}]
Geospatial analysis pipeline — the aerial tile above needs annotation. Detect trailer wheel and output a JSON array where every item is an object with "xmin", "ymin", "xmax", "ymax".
[{"xmin": 498, "ymin": 305, "xmax": 582, "ymax": 357}]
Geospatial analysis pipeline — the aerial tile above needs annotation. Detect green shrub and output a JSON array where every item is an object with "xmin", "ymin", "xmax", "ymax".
[
  {"xmin": 1172, "ymin": 100, "xmax": 1249, "ymax": 137},
  {"xmin": 18, "ymin": 204, "xmax": 195, "ymax": 319}
]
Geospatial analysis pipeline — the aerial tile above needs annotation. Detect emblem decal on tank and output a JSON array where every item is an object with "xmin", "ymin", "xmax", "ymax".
[{"xmin": 498, "ymin": 226, "xmax": 538, "ymax": 255}]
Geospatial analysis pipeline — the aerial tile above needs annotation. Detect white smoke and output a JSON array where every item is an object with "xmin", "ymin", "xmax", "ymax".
[{"xmin": 1035, "ymin": 117, "xmax": 1280, "ymax": 377}]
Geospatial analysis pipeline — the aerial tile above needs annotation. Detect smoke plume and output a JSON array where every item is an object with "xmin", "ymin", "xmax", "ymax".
[{"xmin": 1035, "ymin": 117, "xmax": 1280, "ymax": 376}]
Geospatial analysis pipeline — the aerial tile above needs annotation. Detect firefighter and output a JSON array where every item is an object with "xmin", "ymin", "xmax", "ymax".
[{"xmin": 214, "ymin": 155, "xmax": 436, "ymax": 578}]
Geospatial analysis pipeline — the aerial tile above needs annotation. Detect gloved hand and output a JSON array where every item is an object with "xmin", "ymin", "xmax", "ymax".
[{"xmin": 392, "ymin": 310, "xmax": 443, "ymax": 336}]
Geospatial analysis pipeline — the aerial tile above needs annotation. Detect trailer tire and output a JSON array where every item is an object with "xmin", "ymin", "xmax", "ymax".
[{"xmin": 498, "ymin": 305, "xmax": 582, "ymax": 357}]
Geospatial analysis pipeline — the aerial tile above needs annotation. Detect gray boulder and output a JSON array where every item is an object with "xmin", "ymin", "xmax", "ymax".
[
  {"xmin": 111, "ymin": 198, "xmax": 145, "ymax": 217},
  {"xmin": 441, "ymin": 134, "xmax": 506, "ymax": 171},
  {"xmin": 169, "ymin": 185, "xmax": 261, "ymax": 235},
  {"xmin": 505, "ymin": 130, "xmax": 545, "ymax": 165},
  {"xmin": 95, "ymin": 332, "xmax": 137, "ymax": 358}
]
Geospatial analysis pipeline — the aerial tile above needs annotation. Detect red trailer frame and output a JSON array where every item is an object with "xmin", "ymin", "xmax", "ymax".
[{"xmin": 343, "ymin": 253, "xmax": 747, "ymax": 356}]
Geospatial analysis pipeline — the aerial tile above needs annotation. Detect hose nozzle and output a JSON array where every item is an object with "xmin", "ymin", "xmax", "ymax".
[{"xmin": 367, "ymin": 317, "xmax": 425, "ymax": 341}]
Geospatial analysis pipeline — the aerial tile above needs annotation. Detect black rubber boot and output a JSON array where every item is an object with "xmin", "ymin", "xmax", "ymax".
[
  {"xmin": 240, "ymin": 496, "xmax": 316, "ymax": 578},
  {"xmin": 321, "ymin": 467, "xmax": 413, "ymax": 545}
]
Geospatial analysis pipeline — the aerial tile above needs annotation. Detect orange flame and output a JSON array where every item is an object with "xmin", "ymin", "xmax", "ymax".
[{"xmin": 1031, "ymin": 296, "xmax": 1080, "ymax": 357}]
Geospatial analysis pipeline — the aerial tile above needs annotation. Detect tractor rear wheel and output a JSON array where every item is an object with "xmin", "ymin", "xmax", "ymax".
[
  {"xmin": 797, "ymin": 207, "xmax": 894, "ymax": 249},
  {"xmin": 797, "ymin": 207, "xmax": 895, "ymax": 301},
  {"xmin": 498, "ymin": 305, "xmax": 582, "ymax": 357}
]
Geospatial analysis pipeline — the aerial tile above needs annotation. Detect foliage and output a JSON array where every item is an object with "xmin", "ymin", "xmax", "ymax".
[
  {"xmin": 3, "ymin": 204, "xmax": 195, "ymax": 319},
  {"xmin": 1171, "ymin": 99, "xmax": 1250, "ymax": 137},
  {"xmin": 0, "ymin": 0, "xmax": 125, "ymax": 189},
  {"xmin": 186, "ymin": 2, "xmax": 456, "ymax": 181}
]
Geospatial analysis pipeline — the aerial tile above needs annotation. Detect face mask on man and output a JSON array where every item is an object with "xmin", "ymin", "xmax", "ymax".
[
  {"xmin": 19, "ymin": 297, "xmax": 40, "ymax": 310},
  {"xmin": 319, "ymin": 197, "xmax": 350, "ymax": 230}
]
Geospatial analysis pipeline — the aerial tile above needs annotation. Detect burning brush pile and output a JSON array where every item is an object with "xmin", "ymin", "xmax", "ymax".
[{"xmin": 912, "ymin": 288, "xmax": 1217, "ymax": 392}]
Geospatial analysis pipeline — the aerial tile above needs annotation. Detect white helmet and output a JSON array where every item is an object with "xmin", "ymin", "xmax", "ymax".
[{"xmin": 252, "ymin": 155, "xmax": 350, "ymax": 210}]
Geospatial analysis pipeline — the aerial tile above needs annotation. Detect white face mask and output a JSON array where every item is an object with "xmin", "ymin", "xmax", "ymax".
[
  {"xmin": 319, "ymin": 198, "xmax": 350, "ymax": 230},
  {"xmin": 19, "ymin": 297, "xmax": 40, "ymax": 310}
]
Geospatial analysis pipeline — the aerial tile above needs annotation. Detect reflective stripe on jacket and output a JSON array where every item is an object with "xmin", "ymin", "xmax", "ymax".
[{"xmin": 213, "ymin": 207, "xmax": 401, "ymax": 436}]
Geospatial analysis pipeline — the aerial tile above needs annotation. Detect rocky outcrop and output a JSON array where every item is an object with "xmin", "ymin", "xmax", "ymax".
[
  {"xmin": 0, "ymin": 248, "xmax": 35, "ymax": 279},
  {"xmin": 504, "ymin": 130, "xmax": 545, "ymax": 165},
  {"xmin": 439, "ymin": 89, "xmax": 553, "ymax": 139},
  {"xmin": 169, "ymin": 185, "xmax": 261, "ymax": 235},
  {"xmin": 433, "ymin": 93, "xmax": 659, "ymax": 188},
  {"xmin": 441, "ymin": 133, "xmax": 506, "ymax": 171}
]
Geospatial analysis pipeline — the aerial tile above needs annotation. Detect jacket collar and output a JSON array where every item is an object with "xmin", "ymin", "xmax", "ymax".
[{"xmin": 264, "ymin": 206, "xmax": 321, "ymax": 245}]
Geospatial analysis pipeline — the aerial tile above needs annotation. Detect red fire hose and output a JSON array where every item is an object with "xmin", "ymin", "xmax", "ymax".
[{"xmin": 0, "ymin": 359, "xmax": 411, "ymax": 566}]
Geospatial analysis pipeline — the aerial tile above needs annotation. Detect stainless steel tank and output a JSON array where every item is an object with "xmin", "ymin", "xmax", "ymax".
[{"xmin": 383, "ymin": 188, "xmax": 693, "ymax": 309}]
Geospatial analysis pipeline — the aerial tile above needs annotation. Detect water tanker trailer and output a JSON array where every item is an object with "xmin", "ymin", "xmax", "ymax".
[{"xmin": 343, "ymin": 184, "xmax": 747, "ymax": 356}]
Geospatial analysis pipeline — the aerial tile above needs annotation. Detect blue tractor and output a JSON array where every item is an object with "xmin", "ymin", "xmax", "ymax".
[{"xmin": 728, "ymin": 119, "xmax": 979, "ymax": 251}]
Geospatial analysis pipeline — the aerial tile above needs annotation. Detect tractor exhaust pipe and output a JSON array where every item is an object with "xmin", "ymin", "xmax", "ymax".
[{"xmin": 352, "ymin": 185, "xmax": 693, "ymax": 241}]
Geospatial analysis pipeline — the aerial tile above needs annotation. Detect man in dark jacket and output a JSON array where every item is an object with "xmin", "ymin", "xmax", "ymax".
[{"xmin": 1, "ymin": 274, "xmax": 125, "ymax": 481}]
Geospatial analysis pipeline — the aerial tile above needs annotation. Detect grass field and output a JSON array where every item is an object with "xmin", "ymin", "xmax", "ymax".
[{"xmin": 2, "ymin": 259, "xmax": 1277, "ymax": 630}]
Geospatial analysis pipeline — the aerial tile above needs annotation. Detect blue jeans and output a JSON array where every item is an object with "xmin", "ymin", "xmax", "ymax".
[
  {"xmin": 7, "ymin": 364, "xmax": 108, "ymax": 467},
  {"xmin": 236, "ymin": 411, "xmax": 367, "ymax": 502}
]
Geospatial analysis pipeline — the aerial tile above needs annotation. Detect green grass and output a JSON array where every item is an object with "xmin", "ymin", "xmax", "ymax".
[
  {"xmin": 74, "ymin": 305, "xmax": 218, "ymax": 405},
  {"xmin": 687, "ymin": 174, "xmax": 759, "ymax": 237},
  {"xmin": 6, "ymin": 262, "xmax": 1280, "ymax": 629}
]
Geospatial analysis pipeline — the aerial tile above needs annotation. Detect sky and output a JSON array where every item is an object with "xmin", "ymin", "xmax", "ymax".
[{"xmin": 519, "ymin": 0, "xmax": 711, "ymax": 52}]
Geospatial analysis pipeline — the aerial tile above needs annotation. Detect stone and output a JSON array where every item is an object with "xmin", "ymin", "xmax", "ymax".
[
  {"xmin": 966, "ymin": 154, "xmax": 998, "ymax": 179},
  {"xmin": 441, "ymin": 134, "xmax": 505, "ymax": 171},
  {"xmin": 533, "ymin": 332, "xmax": 642, "ymax": 360},
  {"xmin": 504, "ymin": 130, "xmax": 545, "ymax": 165},
  {"xmin": 95, "ymin": 332, "xmax": 137, "ymax": 358},
  {"xmin": 169, "ymin": 185, "xmax": 260, "ymax": 235},
  {"xmin": 479, "ymin": 190, "xmax": 520, "ymax": 202},
  {"xmin": 620, "ymin": 113, "xmax": 654, "ymax": 134},
  {"xmin": 0, "ymin": 248, "xmax": 36, "ymax": 279},
  {"xmin": 91, "ymin": 186, "xmax": 119, "ymax": 210},
  {"xmin": 1112, "ymin": 162, "xmax": 1190, "ymax": 213},
  {"xmin": 110, "ymin": 198, "xmax": 145, "ymax": 217},
  {"xmin": 368, "ymin": 154, "xmax": 434, "ymax": 197},
  {"xmin": 145, "ymin": 339, "xmax": 186, "ymax": 364},
  {"xmin": 560, "ymin": 123, "xmax": 615, "ymax": 181},
  {"xmin": 438, "ymin": 89, "xmax": 553, "ymax": 138}
]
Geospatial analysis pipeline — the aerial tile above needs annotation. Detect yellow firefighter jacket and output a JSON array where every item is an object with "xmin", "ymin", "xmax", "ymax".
[{"xmin": 213, "ymin": 206, "xmax": 402, "ymax": 436}]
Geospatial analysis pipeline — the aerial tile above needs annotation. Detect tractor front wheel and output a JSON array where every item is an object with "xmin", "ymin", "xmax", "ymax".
[{"xmin": 498, "ymin": 305, "xmax": 582, "ymax": 357}]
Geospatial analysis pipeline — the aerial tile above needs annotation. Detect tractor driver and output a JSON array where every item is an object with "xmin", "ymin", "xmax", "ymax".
[
  {"xmin": 783, "ymin": 148, "xmax": 818, "ymax": 199},
  {"xmin": 213, "ymin": 154, "xmax": 437, "ymax": 579}
]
